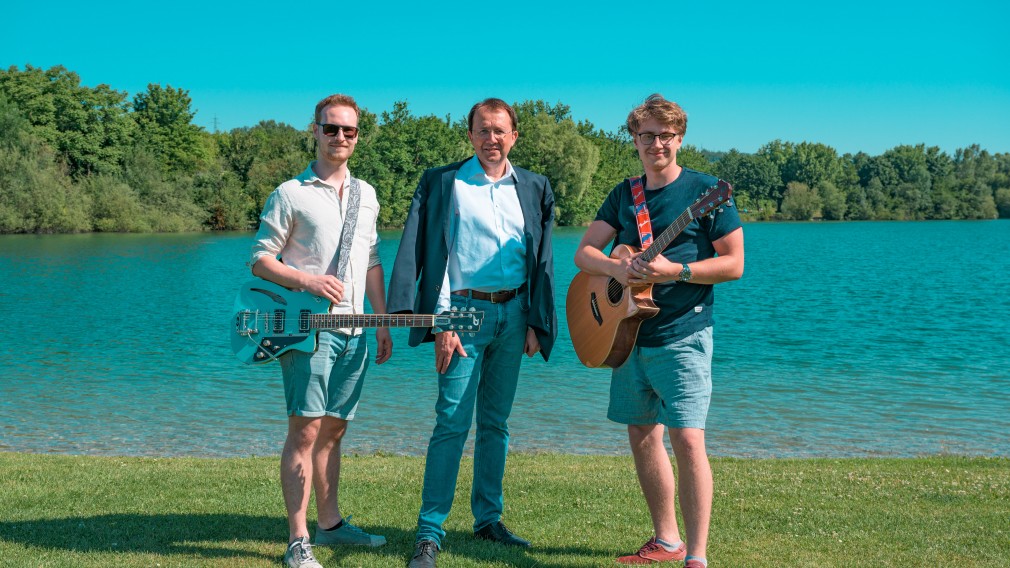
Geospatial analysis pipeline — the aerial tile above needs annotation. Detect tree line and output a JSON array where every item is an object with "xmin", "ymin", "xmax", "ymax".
[{"xmin": 2, "ymin": 64, "xmax": 1008, "ymax": 234}]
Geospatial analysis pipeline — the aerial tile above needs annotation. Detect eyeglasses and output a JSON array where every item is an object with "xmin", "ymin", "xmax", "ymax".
[
  {"xmin": 474, "ymin": 128, "xmax": 513, "ymax": 140},
  {"xmin": 316, "ymin": 123, "xmax": 359, "ymax": 138},
  {"xmin": 636, "ymin": 132, "xmax": 679, "ymax": 145}
]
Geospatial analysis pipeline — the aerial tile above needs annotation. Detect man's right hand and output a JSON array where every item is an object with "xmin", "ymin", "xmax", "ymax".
[
  {"xmin": 611, "ymin": 254, "xmax": 635, "ymax": 287},
  {"xmin": 303, "ymin": 274, "xmax": 345, "ymax": 304},
  {"xmin": 434, "ymin": 330, "xmax": 467, "ymax": 374}
]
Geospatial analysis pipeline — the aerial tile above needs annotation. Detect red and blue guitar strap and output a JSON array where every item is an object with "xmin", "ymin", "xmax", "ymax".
[{"xmin": 629, "ymin": 176, "xmax": 653, "ymax": 248}]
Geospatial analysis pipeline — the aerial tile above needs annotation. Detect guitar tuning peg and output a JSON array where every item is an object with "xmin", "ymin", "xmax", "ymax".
[{"xmin": 450, "ymin": 306, "xmax": 458, "ymax": 312}]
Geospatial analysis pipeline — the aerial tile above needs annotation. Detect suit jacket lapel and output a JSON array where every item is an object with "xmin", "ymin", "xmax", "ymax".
[
  {"xmin": 514, "ymin": 169, "xmax": 536, "ymax": 236},
  {"xmin": 440, "ymin": 166, "xmax": 458, "ymax": 248}
]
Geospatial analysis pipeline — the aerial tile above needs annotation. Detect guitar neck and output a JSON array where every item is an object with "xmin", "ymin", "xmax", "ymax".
[
  {"xmin": 641, "ymin": 207, "xmax": 692, "ymax": 262},
  {"xmin": 310, "ymin": 314, "xmax": 438, "ymax": 330}
]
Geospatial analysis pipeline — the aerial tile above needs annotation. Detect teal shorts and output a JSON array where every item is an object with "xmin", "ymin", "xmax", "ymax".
[
  {"xmin": 608, "ymin": 326, "xmax": 713, "ymax": 429},
  {"xmin": 280, "ymin": 331, "xmax": 368, "ymax": 419}
]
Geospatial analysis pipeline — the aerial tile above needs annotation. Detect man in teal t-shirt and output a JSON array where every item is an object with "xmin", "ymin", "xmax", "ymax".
[{"xmin": 574, "ymin": 94, "xmax": 744, "ymax": 568}]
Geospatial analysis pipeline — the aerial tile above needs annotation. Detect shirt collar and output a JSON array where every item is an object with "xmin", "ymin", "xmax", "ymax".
[
  {"xmin": 298, "ymin": 161, "xmax": 350, "ymax": 190},
  {"xmin": 461, "ymin": 155, "xmax": 517, "ymax": 184}
]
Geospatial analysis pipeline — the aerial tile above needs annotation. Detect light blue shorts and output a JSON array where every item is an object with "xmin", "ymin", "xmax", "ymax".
[
  {"xmin": 608, "ymin": 326, "xmax": 713, "ymax": 429},
  {"xmin": 280, "ymin": 331, "xmax": 368, "ymax": 419}
]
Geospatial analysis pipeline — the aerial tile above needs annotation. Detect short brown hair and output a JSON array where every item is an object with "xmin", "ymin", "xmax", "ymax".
[
  {"xmin": 626, "ymin": 94, "xmax": 687, "ymax": 137},
  {"xmin": 315, "ymin": 94, "xmax": 360, "ymax": 123},
  {"xmin": 467, "ymin": 98, "xmax": 518, "ymax": 132}
]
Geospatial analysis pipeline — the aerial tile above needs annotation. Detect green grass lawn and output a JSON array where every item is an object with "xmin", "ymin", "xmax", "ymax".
[{"xmin": 1, "ymin": 452, "xmax": 1007, "ymax": 567}]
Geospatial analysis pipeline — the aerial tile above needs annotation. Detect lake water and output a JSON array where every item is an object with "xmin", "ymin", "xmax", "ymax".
[{"xmin": 1, "ymin": 221, "xmax": 1008, "ymax": 458}]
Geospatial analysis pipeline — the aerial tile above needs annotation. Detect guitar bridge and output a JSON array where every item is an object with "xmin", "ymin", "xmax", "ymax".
[{"xmin": 235, "ymin": 310, "xmax": 259, "ymax": 337}]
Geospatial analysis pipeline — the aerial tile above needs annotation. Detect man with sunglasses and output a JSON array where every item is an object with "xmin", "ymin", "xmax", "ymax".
[
  {"xmin": 250, "ymin": 94, "xmax": 391, "ymax": 568},
  {"xmin": 574, "ymin": 94, "xmax": 744, "ymax": 568},
  {"xmin": 387, "ymin": 98, "xmax": 557, "ymax": 568}
]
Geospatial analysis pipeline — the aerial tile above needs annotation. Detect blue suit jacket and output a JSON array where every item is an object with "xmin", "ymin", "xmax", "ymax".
[{"xmin": 387, "ymin": 158, "xmax": 557, "ymax": 361}]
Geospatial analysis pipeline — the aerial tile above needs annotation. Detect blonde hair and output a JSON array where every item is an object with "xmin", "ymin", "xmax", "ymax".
[
  {"xmin": 314, "ymin": 94, "xmax": 360, "ymax": 123},
  {"xmin": 626, "ymin": 94, "xmax": 687, "ymax": 136}
]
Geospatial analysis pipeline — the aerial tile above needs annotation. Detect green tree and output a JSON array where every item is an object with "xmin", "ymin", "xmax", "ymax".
[
  {"xmin": 193, "ymin": 165, "xmax": 250, "ymax": 230},
  {"xmin": 0, "ymin": 64, "xmax": 135, "ymax": 178},
  {"xmin": 678, "ymin": 144, "xmax": 714, "ymax": 174},
  {"xmin": 779, "ymin": 181, "xmax": 821, "ymax": 220},
  {"xmin": 782, "ymin": 142, "xmax": 846, "ymax": 189},
  {"xmin": 0, "ymin": 94, "xmax": 89, "ymax": 233},
  {"xmin": 844, "ymin": 185, "xmax": 873, "ymax": 220},
  {"xmin": 218, "ymin": 120, "xmax": 313, "ymax": 222},
  {"xmin": 510, "ymin": 104, "xmax": 599, "ymax": 225},
  {"xmin": 713, "ymin": 150, "xmax": 782, "ymax": 204},
  {"xmin": 817, "ymin": 180, "xmax": 847, "ymax": 220},
  {"xmin": 121, "ymin": 148, "xmax": 206, "ymax": 231},
  {"xmin": 132, "ymin": 84, "xmax": 209, "ymax": 175},
  {"xmin": 995, "ymin": 188, "xmax": 1010, "ymax": 218}
]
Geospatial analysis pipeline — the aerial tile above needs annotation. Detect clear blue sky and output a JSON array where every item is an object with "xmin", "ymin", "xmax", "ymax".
[{"xmin": 5, "ymin": 0, "xmax": 1008, "ymax": 156}]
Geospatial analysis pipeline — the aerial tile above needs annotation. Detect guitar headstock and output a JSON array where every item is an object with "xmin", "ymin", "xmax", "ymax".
[
  {"xmin": 432, "ymin": 307, "xmax": 483, "ymax": 335},
  {"xmin": 689, "ymin": 180, "xmax": 733, "ymax": 219}
]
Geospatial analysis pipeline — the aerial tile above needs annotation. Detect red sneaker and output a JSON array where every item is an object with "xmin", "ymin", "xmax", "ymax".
[
  {"xmin": 616, "ymin": 537, "xmax": 687, "ymax": 564},
  {"xmin": 685, "ymin": 560, "xmax": 707, "ymax": 568}
]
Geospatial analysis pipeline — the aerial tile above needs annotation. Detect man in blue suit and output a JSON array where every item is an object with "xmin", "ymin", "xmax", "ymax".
[{"xmin": 387, "ymin": 98, "xmax": 557, "ymax": 568}]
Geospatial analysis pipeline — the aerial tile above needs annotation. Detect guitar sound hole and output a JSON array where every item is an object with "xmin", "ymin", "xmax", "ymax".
[{"xmin": 606, "ymin": 278, "xmax": 624, "ymax": 304}]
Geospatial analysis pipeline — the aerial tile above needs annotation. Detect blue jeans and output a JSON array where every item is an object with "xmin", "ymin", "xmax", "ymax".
[{"xmin": 415, "ymin": 290, "xmax": 529, "ymax": 546}]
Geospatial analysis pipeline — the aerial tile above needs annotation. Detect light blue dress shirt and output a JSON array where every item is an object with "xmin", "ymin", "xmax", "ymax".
[{"xmin": 435, "ymin": 156, "xmax": 527, "ymax": 314}]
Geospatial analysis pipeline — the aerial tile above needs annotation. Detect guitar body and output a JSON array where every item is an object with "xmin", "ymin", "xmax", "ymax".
[
  {"xmin": 232, "ymin": 279, "xmax": 327, "ymax": 364},
  {"xmin": 566, "ymin": 244, "xmax": 660, "ymax": 368}
]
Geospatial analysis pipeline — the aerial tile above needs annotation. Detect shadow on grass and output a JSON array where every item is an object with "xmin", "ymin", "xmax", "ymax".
[
  {"xmin": 0, "ymin": 513, "xmax": 286, "ymax": 560},
  {"xmin": 0, "ymin": 515, "xmax": 609, "ymax": 566},
  {"xmin": 437, "ymin": 529, "xmax": 614, "ymax": 568}
]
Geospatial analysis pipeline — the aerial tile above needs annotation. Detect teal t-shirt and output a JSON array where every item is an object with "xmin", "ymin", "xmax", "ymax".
[{"xmin": 595, "ymin": 168, "xmax": 741, "ymax": 346}]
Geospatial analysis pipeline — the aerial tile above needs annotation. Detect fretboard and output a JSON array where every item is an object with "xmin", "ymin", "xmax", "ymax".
[
  {"xmin": 641, "ymin": 207, "xmax": 693, "ymax": 262},
  {"xmin": 309, "ymin": 314, "xmax": 439, "ymax": 329}
]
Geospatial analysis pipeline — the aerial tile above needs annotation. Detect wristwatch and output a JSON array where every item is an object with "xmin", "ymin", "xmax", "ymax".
[{"xmin": 678, "ymin": 263, "xmax": 693, "ymax": 282}]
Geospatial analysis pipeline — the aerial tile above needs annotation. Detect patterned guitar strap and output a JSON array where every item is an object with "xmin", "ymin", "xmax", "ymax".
[
  {"xmin": 629, "ymin": 176, "xmax": 654, "ymax": 248},
  {"xmin": 334, "ymin": 176, "xmax": 362, "ymax": 282}
]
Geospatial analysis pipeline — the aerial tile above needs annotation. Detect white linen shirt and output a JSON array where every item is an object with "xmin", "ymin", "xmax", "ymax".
[
  {"xmin": 437, "ymin": 156, "xmax": 527, "ymax": 314},
  {"xmin": 250, "ymin": 162, "xmax": 381, "ymax": 336}
]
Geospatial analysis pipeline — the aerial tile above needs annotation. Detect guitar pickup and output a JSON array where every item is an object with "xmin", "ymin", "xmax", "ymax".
[{"xmin": 272, "ymin": 310, "xmax": 285, "ymax": 333}]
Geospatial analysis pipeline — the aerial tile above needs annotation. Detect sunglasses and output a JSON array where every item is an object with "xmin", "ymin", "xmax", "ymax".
[{"xmin": 316, "ymin": 122, "xmax": 359, "ymax": 138}]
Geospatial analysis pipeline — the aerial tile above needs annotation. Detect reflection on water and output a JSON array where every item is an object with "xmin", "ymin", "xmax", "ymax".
[{"xmin": 1, "ymin": 221, "xmax": 1009, "ymax": 458}]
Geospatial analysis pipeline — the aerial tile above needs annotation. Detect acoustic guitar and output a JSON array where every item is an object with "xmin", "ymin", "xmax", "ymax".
[{"xmin": 566, "ymin": 181, "xmax": 732, "ymax": 368}]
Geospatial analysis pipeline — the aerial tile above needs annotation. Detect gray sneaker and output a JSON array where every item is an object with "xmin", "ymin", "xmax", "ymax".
[
  {"xmin": 314, "ymin": 515, "xmax": 387, "ymax": 547},
  {"xmin": 283, "ymin": 537, "xmax": 322, "ymax": 568}
]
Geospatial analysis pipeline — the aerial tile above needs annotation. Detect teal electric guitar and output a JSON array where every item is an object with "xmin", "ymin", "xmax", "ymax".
[{"xmin": 231, "ymin": 279, "xmax": 483, "ymax": 365}]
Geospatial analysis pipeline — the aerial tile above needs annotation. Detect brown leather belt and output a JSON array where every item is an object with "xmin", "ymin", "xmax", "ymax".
[{"xmin": 452, "ymin": 283, "xmax": 527, "ymax": 304}]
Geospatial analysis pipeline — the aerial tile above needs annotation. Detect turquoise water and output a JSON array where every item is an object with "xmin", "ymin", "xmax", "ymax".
[{"xmin": 1, "ymin": 221, "xmax": 1008, "ymax": 458}]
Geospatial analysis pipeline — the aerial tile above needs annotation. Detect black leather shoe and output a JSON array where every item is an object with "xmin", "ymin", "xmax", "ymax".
[
  {"xmin": 408, "ymin": 539, "xmax": 438, "ymax": 568},
  {"xmin": 474, "ymin": 521, "xmax": 531, "ymax": 548}
]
